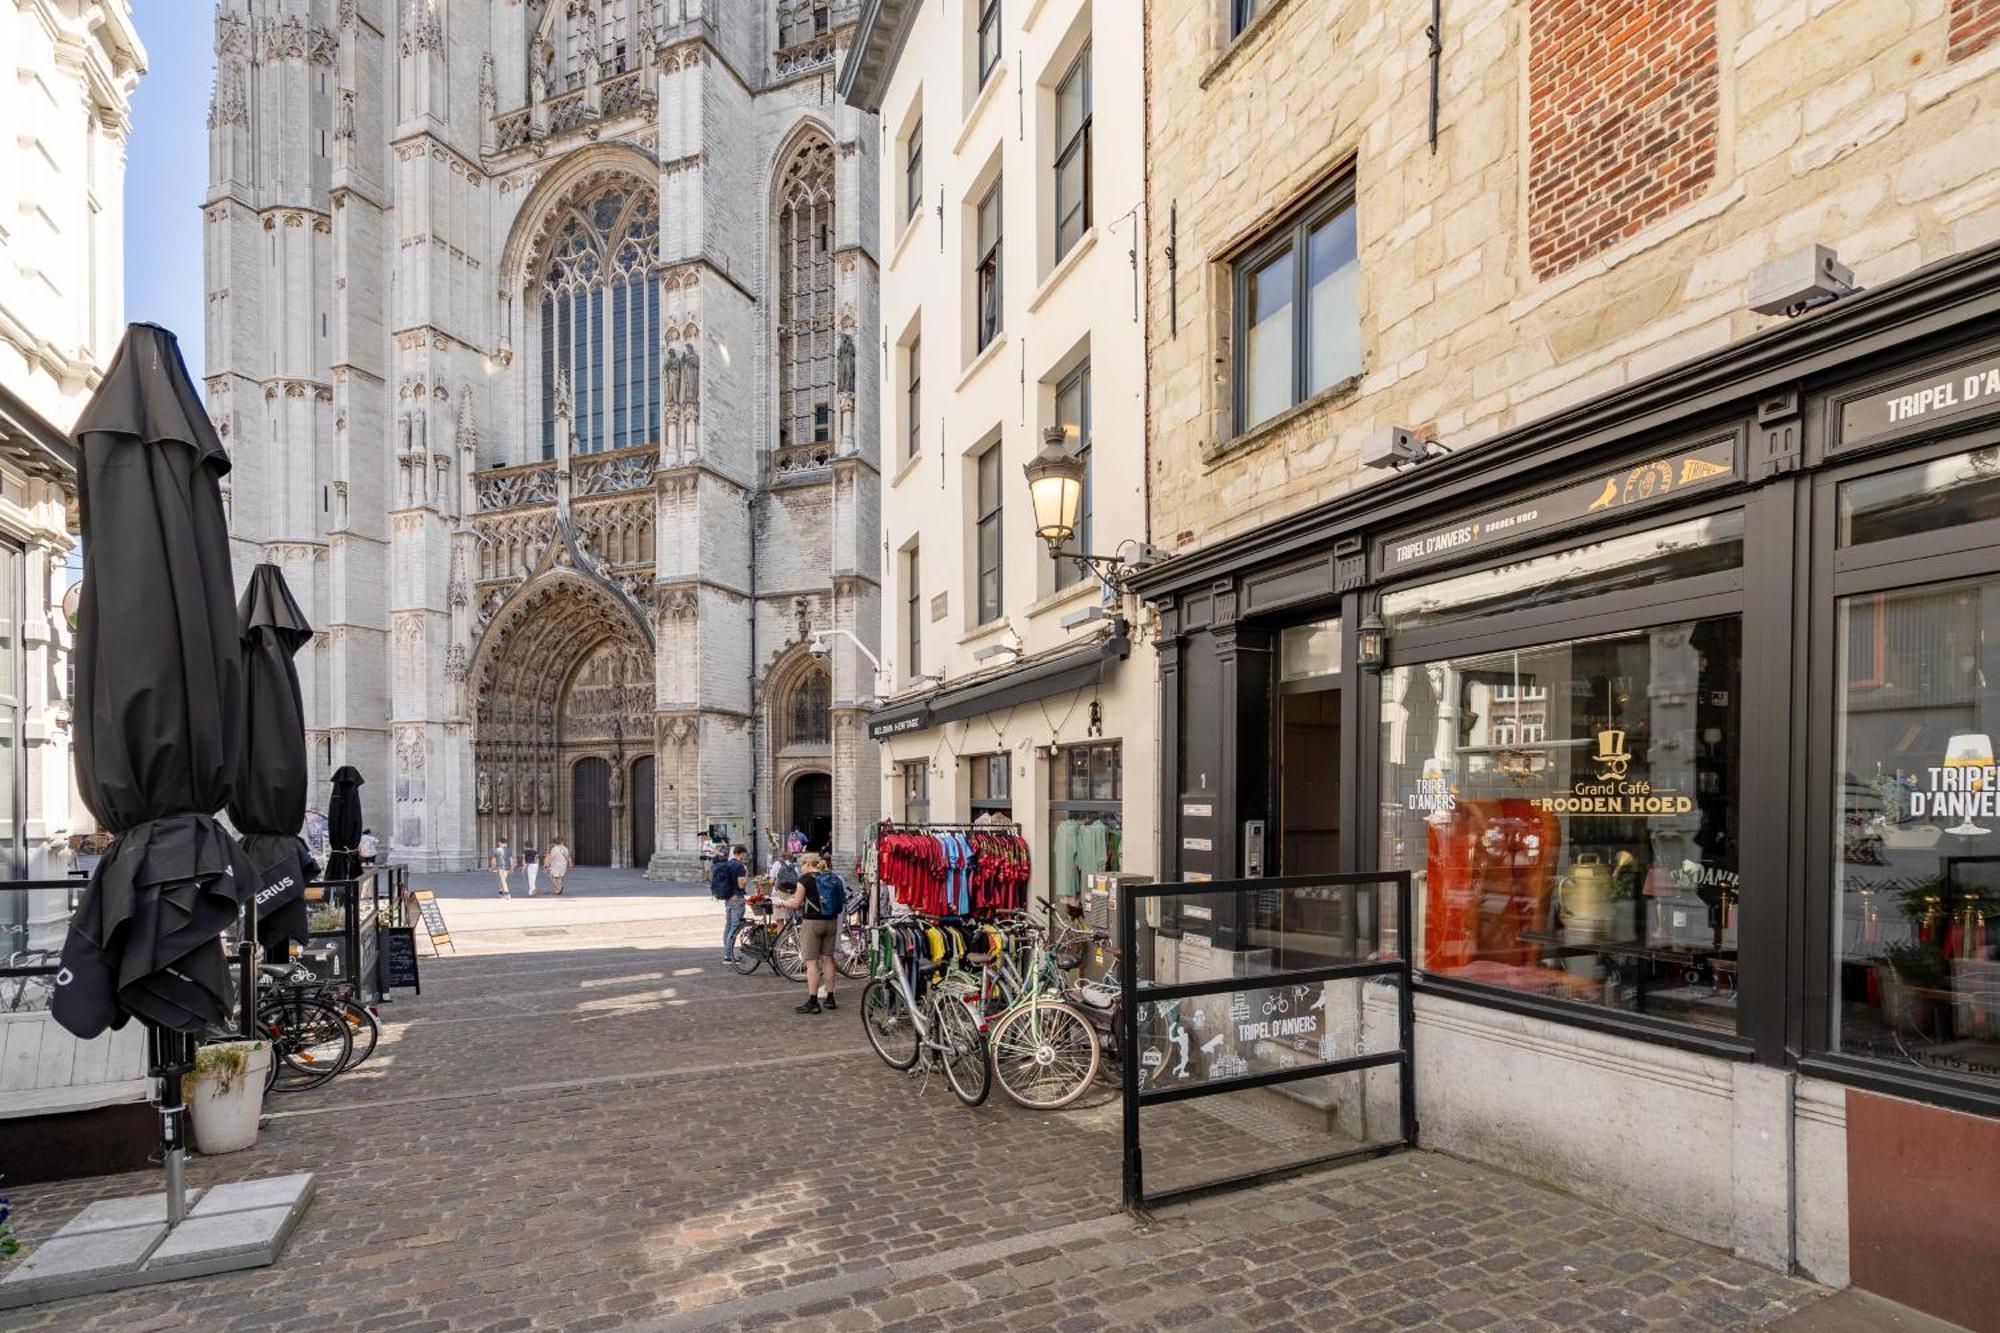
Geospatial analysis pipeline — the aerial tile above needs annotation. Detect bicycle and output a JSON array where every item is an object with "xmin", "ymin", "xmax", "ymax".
[
  {"xmin": 254, "ymin": 966, "xmax": 355, "ymax": 1092},
  {"xmin": 2, "ymin": 950, "xmax": 60, "ymax": 1013},
  {"xmin": 859, "ymin": 918, "xmax": 991, "ymax": 1107},
  {"xmin": 729, "ymin": 896, "xmax": 806, "ymax": 981}
]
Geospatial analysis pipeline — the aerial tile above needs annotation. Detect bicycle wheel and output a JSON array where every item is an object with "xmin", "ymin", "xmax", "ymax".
[
  {"xmin": 260, "ymin": 996, "xmax": 353, "ymax": 1091},
  {"xmin": 729, "ymin": 924, "xmax": 764, "ymax": 975},
  {"xmin": 773, "ymin": 922, "xmax": 806, "ymax": 982},
  {"xmin": 332, "ymin": 996, "xmax": 382, "ymax": 1067},
  {"xmin": 929, "ymin": 990, "xmax": 991, "ymax": 1107},
  {"xmin": 833, "ymin": 923, "xmax": 870, "ymax": 980},
  {"xmin": 988, "ymin": 1001, "xmax": 1101, "ymax": 1110},
  {"xmin": 861, "ymin": 977, "xmax": 920, "ymax": 1070}
]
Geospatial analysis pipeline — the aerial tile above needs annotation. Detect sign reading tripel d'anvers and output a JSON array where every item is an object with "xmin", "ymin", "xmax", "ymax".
[
  {"xmin": 1381, "ymin": 437, "xmax": 1738, "ymax": 575},
  {"xmin": 1841, "ymin": 350, "xmax": 2000, "ymax": 449}
]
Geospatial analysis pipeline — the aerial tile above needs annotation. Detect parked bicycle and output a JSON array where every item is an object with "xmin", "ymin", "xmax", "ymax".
[
  {"xmin": 859, "ymin": 917, "xmax": 991, "ymax": 1107},
  {"xmin": 729, "ymin": 895, "xmax": 806, "ymax": 981},
  {"xmin": 254, "ymin": 965, "xmax": 355, "ymax": 1092}
]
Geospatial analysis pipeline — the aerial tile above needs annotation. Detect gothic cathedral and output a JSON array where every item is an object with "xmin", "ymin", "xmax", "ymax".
[{"xmin": 204, "ymin": 0, "xmax": 882, "ymax": 874}]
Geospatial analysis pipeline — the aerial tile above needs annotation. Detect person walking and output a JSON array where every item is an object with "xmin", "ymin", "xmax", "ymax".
[
  {"xmin": 711, "ymin": 841, "xmax": 748, "ymax": 964},
  {"xmin": 358, "ymin": 827, "xmax": 380, "ymax": 868},
  {"xmin": 783, "ymin": 853, "xmax": 846, "ymax": 1014},
  {"xmin": 492, "ymin": 835, "xmax": 514, "ymax": 897},
  {"xmin": 544, "ymin": 836, "xmax": 571, "ymax": 895},
  {"xmin": 522, "ymin": 844, "xmax": 541, "ymax": 896}
]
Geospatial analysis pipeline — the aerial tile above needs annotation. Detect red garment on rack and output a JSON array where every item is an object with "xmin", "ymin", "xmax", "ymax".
[{"xmin": 871, "ymin": 822, "xmax": 1030, "ymax": 917}]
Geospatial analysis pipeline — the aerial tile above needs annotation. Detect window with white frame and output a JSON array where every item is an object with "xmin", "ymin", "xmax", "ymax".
[
  {"xmin": 977, "ymin": 0, "xmax": 1003, "ymax": 86},
  {"xmin": 1053, "ymin": 48, "xmax": 1092, "ymax": 263},
  {"xmin": 975, "ymin": 180, "xmax": 1004, "ymax": 352},
  {"xmin": 975, "ymin": 444, "xmax": 1004, "ymax": 624},
  {"xmin": 1053, "ymin": 360, "xmax": 1092, "ymax": 589}
]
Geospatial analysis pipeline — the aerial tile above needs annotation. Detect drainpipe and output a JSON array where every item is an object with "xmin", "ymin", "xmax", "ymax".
[{"xmin": 747, "ymin": 487, "xmax": 760, "ymax": 874}]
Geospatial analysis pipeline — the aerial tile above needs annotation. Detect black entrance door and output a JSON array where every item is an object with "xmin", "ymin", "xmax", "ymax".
[
  {"xmin": 630, "ymin": 756, "xmax": 655, "ymax": 868},
  {"xmin": 572, "ymin": 757, "xmax": 611, "ymax": 866},
  {"xmin": 791, "ymin": 773, "xmax": 833, "ymax": 852}
]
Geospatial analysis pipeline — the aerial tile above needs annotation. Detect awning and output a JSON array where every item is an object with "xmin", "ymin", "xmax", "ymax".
[
  {"xmin": 0, "ymin": 382, "xmax": 80, "ymax": 487},
  {"xmin": 867, "ymin": 631, "xmax": 1131, "ymax": 740}
]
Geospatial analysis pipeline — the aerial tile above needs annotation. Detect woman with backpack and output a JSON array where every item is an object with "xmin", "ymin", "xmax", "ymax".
[{"xmin": 781, "ymin": 852, "xmax": 846, "ymax": 1014}]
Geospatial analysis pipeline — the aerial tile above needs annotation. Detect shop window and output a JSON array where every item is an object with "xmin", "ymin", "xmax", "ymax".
[
  {"xmin": 1838, "ymin": 444, "xmax": 2000, "ymax": 548},
  {"xmin": 1382, "ymin": 510, "xmax": 1744, "ymax": 635},
  {"xmin": 1379, "ymin": 617, "xmax": 1744, "ymax": 1032},
  {"xmin": 1232, "ymin": 177, "xmax": 1359, "ymax": 433},
  {"xmin": 1834, "ymin": 573, "xmax": 2000, "ymax": 1086},
  {"xmin": 974, "ymin": 180, "xmax": 1004, "ymax": 352},
  {"xmin": 1052, "ymin": 360, "xmax": 1092, "ymax": 589},
  {"xmin": 1279, "ymin": 617, "xmax": 1341, "ymax": 683},
  {"xmin": 1053, "ymin": 48, "xmax": 1092, "ymax": 262},
  {"xmin": 901, "ymin": 761, "xmax": 930, "ymax": 824},
  {"xmin": 969, "ymin": 752, "xmax": 1012, "ymax": 818},
  {"xmin": 975, "ymin": 444, "xmax": 1004, "ymax": 623},
  {"xmin": 1052, "ymin": 742, "xmax": 1121, "ymax": 901}
]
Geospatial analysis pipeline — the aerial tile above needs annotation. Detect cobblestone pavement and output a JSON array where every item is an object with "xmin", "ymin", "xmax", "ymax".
[{"xmin": 1, "ymin": 878, "xmax": 1831, "ymax": 1331}]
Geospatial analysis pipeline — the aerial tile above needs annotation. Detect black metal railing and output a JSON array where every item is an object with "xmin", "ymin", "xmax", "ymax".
[{"xmin": 1118, "ymin": 870, "xmax": 1417, "ymax": 1211}]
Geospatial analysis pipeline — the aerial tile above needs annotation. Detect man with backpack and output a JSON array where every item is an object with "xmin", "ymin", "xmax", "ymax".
[
  {"xmin": 711, "ymin": 842, "xmax": 749, "ymax": 965},
  {"xmin": 781, "ymin": 852, "xmax": 846, "ymax": 1014}
]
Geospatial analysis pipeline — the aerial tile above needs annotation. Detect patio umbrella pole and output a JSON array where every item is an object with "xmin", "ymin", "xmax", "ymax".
[{"xmin": 149, "ymin": 1026, "xmax": 192, "ymax": 1227}]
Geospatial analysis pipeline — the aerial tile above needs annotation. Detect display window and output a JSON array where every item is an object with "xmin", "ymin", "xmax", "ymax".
[
  {"xmin": 1381, "ymin": 618, "xmax": 1742, "ymax": 1030},
  {"xmin": 1050, "ymin": 742, "xmax": 1121, "ymax": 900},
  {"xmin": 968, "ymin": 752, "xmax": 1011, "ymax": 819}
]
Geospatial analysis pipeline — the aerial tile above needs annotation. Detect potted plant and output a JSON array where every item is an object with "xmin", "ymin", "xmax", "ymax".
[{"xmin": 187, "ymin": 1040, "xmax": 271, "ymax": 1155}]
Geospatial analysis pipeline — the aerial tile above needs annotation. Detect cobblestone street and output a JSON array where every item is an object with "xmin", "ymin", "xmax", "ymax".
[{"xmin": 1, "ymin": 878, "xmax": 1834, "ymax": 1331}]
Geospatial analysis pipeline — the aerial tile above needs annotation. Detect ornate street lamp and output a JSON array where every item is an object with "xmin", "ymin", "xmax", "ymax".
[
  {"xmin": 1022, "ymin": 426, "xmax": 1160, "ymax": 592},
  {"xmin": 1357, "ymin": 609, "xmax": 1387, "ymax": 674}
]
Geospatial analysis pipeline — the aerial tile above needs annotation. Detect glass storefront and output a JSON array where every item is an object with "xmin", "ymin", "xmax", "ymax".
[
  {"xmin": 1834, "ymin": 574, "xmax": 2000, "ymax": 1085},
  {"xmin": 1381, "ymin": 618, "xmax": 1742, "ymax": 1030},
  {"xmin": 1050, "ymin": 741, "xmax": 1120, "ymax": 901}
]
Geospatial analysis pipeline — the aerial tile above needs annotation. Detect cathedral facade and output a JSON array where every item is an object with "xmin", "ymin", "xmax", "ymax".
[{"xmin": 204, "ymin": 0, "xmax": 882, "ymax": 874}]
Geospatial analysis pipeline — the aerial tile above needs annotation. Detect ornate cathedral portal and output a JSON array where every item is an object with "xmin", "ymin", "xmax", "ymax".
[{"xmin": 208, "ymin": 0, "xmax": 881, "ymax": 874}]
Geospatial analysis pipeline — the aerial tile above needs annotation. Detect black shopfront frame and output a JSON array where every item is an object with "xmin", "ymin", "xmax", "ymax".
[{"xmin": 1135, "ymin": 242, "xmax": 2000, "ymax": 1116}]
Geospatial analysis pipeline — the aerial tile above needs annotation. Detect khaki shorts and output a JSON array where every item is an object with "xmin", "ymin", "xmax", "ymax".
[{"xmin": 797, "ymin": 917, "xmax": 838, "ymax": 961}]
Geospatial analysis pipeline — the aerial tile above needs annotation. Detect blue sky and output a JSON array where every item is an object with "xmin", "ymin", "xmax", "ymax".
[{"xmin": 124, "ymin": 2, "xmax": 216, "ymax": 381}]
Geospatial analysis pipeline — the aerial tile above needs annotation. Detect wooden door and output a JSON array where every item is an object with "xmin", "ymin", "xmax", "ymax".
[
  {"xmin": 630, "ymin": 756, "xmax": 655, "ymax": 868},
  {"xmin": 572, "ymin": 757, "xmax": 611, "ymax": 866}
]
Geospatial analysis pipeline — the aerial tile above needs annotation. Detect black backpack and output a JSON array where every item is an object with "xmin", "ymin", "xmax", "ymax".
[{"xmin": 709, "ymin": 858, "xmax": 740, "ymax": 900}]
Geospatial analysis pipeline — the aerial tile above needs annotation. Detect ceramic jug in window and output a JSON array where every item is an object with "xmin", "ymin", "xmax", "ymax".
[{"xmin": 1557, "ymin": 852, "xmax": 1618, "ymax": 942}]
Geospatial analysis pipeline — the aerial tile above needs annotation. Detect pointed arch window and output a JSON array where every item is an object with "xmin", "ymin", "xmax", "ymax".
[
  {"xmin": 776, "ymin": 138, "xmax": 836, "ymax": 450},
  {"xmin": 537, "ymin": 183, "xmax": 662, "ymax": 459},
  {"xmin": 788, "ymin": 668, "xmax": 832, "ymax": 747}
]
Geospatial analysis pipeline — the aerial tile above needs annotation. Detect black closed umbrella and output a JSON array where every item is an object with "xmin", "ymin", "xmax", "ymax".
[
  {"xmin": 324, "ymin": 766, "xmax": 365, "ymax": 882},
  {"xmin": 52, "ymin": 323, "xmax": 248, "ymax": 1041},
  {"xmin": 229, "ymin": 563, "xmax": 315, "ymax": 960}
]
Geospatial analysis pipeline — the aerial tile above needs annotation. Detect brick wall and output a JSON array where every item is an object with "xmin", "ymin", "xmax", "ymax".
[
  {"xmin": 1528, "ymin": 0, "xmax": 1720, "ymax": 280},
  {"xmin": 1951, "ymin": 0, "xmax": 2000, "ymax": 59}
]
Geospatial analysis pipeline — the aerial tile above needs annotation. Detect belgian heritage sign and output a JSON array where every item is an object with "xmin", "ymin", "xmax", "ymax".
[{"xmin": 1380, "ymin": 438, "xmax": 1738, "ymax": 575}]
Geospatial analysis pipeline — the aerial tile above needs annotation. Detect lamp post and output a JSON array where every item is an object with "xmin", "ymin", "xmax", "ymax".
[{"xmin": 1022, "ymin": 426, "xmax": 1158, "ymax": 592}]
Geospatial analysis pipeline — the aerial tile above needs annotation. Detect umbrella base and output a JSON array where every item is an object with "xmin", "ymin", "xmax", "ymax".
[{"xmin": 0, "ymin": 1172, "xmax": 314, "ymax": 1309}]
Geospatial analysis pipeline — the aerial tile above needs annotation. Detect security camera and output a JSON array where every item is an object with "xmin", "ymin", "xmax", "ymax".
[
  {"xmin": 807, "ymin": 631, "xmax": 829, "ymax": 660},
  {"xmin": 1361, "ymin": 427, "xmax": 1426, "ymax": 471},
  {"xmin": 1747, "ymin": 244, "xmax": 1855, "ymax": 317}
]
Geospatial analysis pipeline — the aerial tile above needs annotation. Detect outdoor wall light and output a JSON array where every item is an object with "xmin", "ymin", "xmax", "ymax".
[
  {"xmin": 1357, "ymin": 610, "xmax": 1387, "ymax": 674},
  {"xmin": 1022, "ymin": 426, "xmax": 1165, "ymax": 593}
]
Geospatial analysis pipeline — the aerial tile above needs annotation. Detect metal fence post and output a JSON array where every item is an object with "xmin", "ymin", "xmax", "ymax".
[{"xmin": 1120, "ymin": 877, "xmax": 1141, "ymax": 1212}]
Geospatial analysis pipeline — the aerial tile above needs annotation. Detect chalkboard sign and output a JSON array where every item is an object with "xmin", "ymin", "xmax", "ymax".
[
  {"xmin": 380, "ymin": 926, "xmax": 421, "ymax": 993},
  {"xmin": 410, "ymin": 889, "xmax": 454, "ymax": 953}
]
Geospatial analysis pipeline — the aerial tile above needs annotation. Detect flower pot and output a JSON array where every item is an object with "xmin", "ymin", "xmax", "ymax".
[{"xmin": 188, "ymin": 1041, "xmax": 271, "ymax": 1155}]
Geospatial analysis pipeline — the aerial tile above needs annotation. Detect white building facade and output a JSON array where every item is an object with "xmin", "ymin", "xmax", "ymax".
[
  {"xmin": 842, "ymin": 0, "xmax": 1152, "ymax": 903},
  {"xmin": 0, "ymin": 0, "xmax": 143, "ymax": 873},
  {"xmin": 206, "ymin": 0, "xmax": 882, "ymax": 875},
  {"xmin": 0, "ymin": 0, "xmax": 149, "ymax": 1160}
]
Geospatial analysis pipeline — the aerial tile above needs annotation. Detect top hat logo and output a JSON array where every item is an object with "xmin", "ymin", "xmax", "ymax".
[{"xmin": 1593, "ymin": 728, "xmax": 1632, "ymax": 780}]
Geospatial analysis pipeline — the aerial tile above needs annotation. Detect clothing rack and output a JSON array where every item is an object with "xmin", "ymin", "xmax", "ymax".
[{"xmin": 871, "ymin": 821, "xmax": 1032, "ymax": 919}]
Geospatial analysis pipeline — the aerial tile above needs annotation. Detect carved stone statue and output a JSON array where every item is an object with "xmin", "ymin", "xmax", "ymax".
[
  {"xmin": 538, "ymin": 771, "xmax": 555, "ymax": 813},
  {"xmin": 553, "ymin": 368, "xmax": 574, "ymax": 421},
  {"xmin": 678, "ymin": 345, "xmax": 699, "ymax": 409},
  {"xmin": 609, "ymin": 761, "xmax": 625, "ymax": 804},
  {"xmin": 836, "ymin": 332, "xmax": 856, "ymax": 394},
  {"xmin": 663, "ymin": 345, "xmax": 682, "ymax": 404},
  {"xmin": 477, "ymin": 769, "xmax": 492, "ymax": 813}
]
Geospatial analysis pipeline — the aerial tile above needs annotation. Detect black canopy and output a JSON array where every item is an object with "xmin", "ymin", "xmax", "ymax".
[
  {"xmin": 229, "ymin": 563, "xmax": 315, "ymax": 956},
  {"xmin": 52, "ymin": 324, "xmax": 249, "ymax": 1039},
  {"xmin": 324, "ymin": 766, "xmax": 365, "ymax": 882}
]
